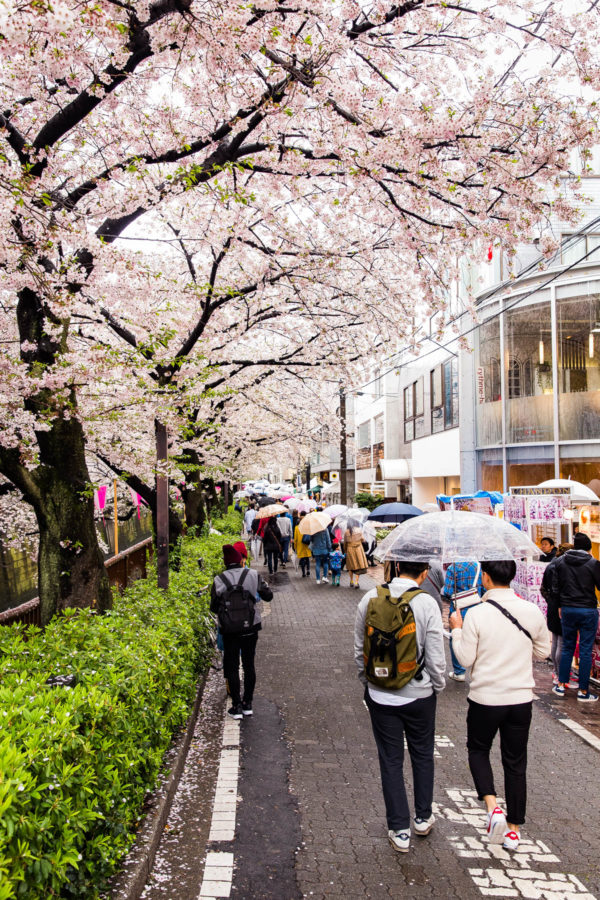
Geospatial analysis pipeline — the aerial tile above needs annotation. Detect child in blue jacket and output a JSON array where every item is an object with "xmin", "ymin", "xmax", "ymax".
[{"xmin": 329, "ymin": 542, "xmax": 345, "ymax": 586}]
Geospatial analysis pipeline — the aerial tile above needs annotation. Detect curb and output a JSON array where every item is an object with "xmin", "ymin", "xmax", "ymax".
[{"xmin": 107, "ymin": 671, "xmax": 209, "ymax": 900}]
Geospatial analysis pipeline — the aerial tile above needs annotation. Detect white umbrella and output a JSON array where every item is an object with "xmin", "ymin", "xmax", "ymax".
[
  {"xmin": 537, "ymin": 479, "xmax": 600, "ymax": 504},
  {"xmin": 298, "ymin": 511, "xmax": 332, "ymax": 535},
  {"xmin": 284, "ymin": 498, "xmax": 301, "ymax": 510},
  {"xmin": 255, "ymin": 504, "xmax": 288, "ymax": 519},
  {"xmin": 374, "ymin": 510, "xmax": 541, "ymax": 563}
]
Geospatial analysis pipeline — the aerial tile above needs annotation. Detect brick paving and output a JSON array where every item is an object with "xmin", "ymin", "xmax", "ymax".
[
  {"xmin": 257, "ymin": 564, "xmax": 600, "ymax": 899},
  {"xmin": 141, "ymin": 562, "xmax": 600, "ymax": 900}
]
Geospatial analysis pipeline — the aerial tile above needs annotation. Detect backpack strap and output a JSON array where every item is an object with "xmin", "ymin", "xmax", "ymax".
[
  {"xmin": 219, "ymin": 567, "xmax": 250, "ymax": 592},
  {"xmin": 486, "ymin": 599, "xmax": 532, "ymax": 641}
]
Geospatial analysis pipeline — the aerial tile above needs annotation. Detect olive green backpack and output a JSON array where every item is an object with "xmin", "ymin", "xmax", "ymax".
[{"xmin": 363, "ymin": 585, "xmax": 426, "ymax": 690}]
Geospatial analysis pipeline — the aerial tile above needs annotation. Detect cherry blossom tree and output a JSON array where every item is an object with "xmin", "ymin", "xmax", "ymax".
[{"xmin": 1, "ymin": 0, "xmax": 599, "ymax": 621}]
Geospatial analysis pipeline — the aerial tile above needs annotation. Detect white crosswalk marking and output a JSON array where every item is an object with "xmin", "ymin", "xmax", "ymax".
[{"xmin": 437, "ymin": 789, "xmax": 597, "ymax": 900}]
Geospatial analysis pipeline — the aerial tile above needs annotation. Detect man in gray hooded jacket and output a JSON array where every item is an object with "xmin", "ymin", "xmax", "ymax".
[{"xmin": 354, "ymin": 560, "xmax": 446, "ymax": 854}]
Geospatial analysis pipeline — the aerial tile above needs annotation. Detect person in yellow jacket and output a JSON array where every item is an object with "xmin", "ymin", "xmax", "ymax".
[{"xmin": 293, "ymin": 511, "xmax": 312, "ymax": 578}]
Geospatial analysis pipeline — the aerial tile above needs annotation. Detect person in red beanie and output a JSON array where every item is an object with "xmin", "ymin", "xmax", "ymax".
[{"xmin": 210, "ymin": 544, "xmax": 273, "ymax": 719}]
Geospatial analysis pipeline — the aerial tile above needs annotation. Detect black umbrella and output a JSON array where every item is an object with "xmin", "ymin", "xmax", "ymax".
[{"xmin": 367, "ymin": 502, "xmax": 423, "ymax": 524}]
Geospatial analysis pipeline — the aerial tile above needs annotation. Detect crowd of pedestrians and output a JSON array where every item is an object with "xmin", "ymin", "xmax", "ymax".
[{"xmin": 212, "ymin": 494, "xmax": 599, "ymax": 860}]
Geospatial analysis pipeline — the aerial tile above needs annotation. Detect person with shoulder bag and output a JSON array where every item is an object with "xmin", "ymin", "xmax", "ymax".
[
  {"xmin": 354, "ymin": 560, "xmax": 446, "ymax": 854},
  {"xmin": 210, "ymin": 543, "xmax": 273, "ymax": 719},
  {"xmin": 449, "ymin": 559, "xmax": 551, "ymax": 852}
]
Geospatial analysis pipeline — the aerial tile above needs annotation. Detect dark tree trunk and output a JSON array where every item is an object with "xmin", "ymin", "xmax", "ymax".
[{"xmin": 0, "ymin": 288, "xmax": 112, "ymax": 625}]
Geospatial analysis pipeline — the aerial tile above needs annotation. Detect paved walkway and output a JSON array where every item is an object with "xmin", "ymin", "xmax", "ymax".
[{"xmin": 141, "ymin": 564, "xmax": 600, "ymax": 900}]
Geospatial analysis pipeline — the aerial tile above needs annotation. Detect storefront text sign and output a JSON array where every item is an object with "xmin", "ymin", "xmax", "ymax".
[{"xmin": 476, "ymin": 367, "xmax": 485, "ymax": 404}]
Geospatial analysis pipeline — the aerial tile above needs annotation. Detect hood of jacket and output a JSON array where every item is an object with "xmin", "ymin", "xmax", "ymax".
[{"xmin": 563, "ymin": 549, "xmax": 593, "ymax": 568}]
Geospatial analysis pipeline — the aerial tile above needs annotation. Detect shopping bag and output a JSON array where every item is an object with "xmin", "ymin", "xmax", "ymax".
[{"xmin": 291, "ymin": 548, "xmax": 299, "ymax": 571}]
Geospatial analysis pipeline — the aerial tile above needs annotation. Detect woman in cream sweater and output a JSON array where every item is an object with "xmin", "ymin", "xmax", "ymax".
[{"xmin": 449, "ymin": 559, "xmax": 551, "ymax": 853}]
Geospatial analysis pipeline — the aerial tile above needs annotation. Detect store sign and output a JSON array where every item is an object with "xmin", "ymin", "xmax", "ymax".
[
  {"xmin": 329, "ymin": 471, "xmax": 339, "ymax": 482},
  {"xmin": 511, "ymin": 486, "xmax": 571, "ymax": 496},
  {"xmin": 476, "ymin": 367, "xmax": 485, "ymax": 404}
]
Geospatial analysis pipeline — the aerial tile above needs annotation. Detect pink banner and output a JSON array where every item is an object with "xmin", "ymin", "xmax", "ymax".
[{"xmin": 95, "ymin": 485, "xmax": 108, "ymax": 511}]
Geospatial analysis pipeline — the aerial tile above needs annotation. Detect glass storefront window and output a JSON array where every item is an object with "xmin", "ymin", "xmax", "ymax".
[
  {"xmin": 475, "ymin": 314, "xmax": 502, "ymax": 446},
  {"xmin": 556, "ymin": 288, "xmax": 600, "ymax": 440},
  {"xmin": 559, "ymin": 443, "xmax": 600, "ymax": 486},
  {"xmin": 477, "ymin": 448, "xmax": 503, "ymax": 492},
  {"xmin": 506, "ymin": 445, "xmax": 554, "ymax": 487},
  {"xmin": 504, "ymin": 299, "xmax": 554, "ymax": 443}
]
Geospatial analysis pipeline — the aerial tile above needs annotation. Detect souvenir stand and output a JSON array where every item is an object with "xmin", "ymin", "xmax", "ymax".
[{"xmin": 503, "ymin": 487, "xmax": 572, "ymax": 620}]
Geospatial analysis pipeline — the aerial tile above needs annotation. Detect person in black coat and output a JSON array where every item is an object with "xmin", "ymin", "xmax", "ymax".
[
  {"xmin": 540, "ymin": 544, "xmax": 570, "ymax": 684},
  {"xmin": 262, "ymin": 516, "xmax": 283, "ymax": 575}
]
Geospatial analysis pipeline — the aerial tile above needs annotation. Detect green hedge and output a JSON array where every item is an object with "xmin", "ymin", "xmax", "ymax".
[{"xmin": 0, "ymin": 510, "xmax": 243, "ymax": 899}]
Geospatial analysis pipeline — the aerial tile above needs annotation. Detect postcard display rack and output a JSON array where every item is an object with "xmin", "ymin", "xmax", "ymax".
[
  {"xmin": 504, "ymin": 489, "xmax": 571, "ymax": 619},
  {"xmin": 505, "ymin": 488, "xmax": 600, "ymax": 684}
]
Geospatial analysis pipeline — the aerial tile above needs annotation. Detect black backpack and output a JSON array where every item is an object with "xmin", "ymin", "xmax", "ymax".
[{"xmin": 216, "ymin": 568, "xmax": 256, "ymax": 635}]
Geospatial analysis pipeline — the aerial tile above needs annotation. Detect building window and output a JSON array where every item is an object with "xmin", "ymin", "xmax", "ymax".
[
  {"xmin": 374, "ymin": 414, "xmax": 384, "ymax": 444},
  {"xmin": 357, "ymin": 421, "xmax": 370, "ymax": 449},
  {"xmin": 431, "ymin": 359, "xmax": 458, "ymax": 433},
  {"xmin": 403, "ymin": 377, "xmax": 424, "ymax": 442},
  {"xmin": 561, "ymin": 233, "xmax": 600, "ymax": 268}
]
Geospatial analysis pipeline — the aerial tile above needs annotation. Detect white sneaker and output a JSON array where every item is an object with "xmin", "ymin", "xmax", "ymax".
[
  {"xmin": 315, "ymin": 579, "xmax": 321, "ymax": 584},
  {"xmin": 388, "ymin": 829, "xmax": 410, "ymax": 852},
  {"xmin": 503, "ymin": 829, "xmax": 520, "ymax": 851},
  {"xmin": 448, "ymin": 671, "xmax": 466, "ymax": 682},
  {"xmin": 486, "ymin": 807, "xmax": 508, "ymax": 844},
  {"xmin": 322, "ymin": 577, "xmax": 329, "ymax": 584},
  {"xmin": 414, "ymin": 814, "xmax": 434, "ymax": 836}
]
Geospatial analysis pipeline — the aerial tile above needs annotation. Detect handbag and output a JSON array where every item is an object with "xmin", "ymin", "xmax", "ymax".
[{"xmin": 454, "ymin": 563, "xmax": 483, "ymax": 611}]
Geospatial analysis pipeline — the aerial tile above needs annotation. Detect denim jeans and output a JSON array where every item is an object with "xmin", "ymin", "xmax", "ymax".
[
  {"xmin": 449, "ymin": 601, "xmax": 469, "ymax": 675},
  {"xmin": 558, "ymin": 607, "xmax": 599, "ymax": 692},
  {"xmin": 314, "ymin": 554, "xmax": 329, "ymax": 580},
  {"xmin": 280, "ymin": 536, "xmax": 291, "ymax": 563},
  {"xmin": 300, "ymin": 557, "xmax": 310, "ymax": 575}
]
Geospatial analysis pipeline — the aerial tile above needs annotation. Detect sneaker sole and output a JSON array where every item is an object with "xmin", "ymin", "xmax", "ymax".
[
  {"xmin": 414, "ymin": 825, "xmax": 433, "ymax": 836},
  {"xmin": 242, "ymin": 710, "xmax": 253, "ymax": 716},
  {"xmin": 388, "ymin": 836, "xmax": 410, "ymax": 853},
  {"xmin": 577, "ymin": 696, "xmax": 598, "ymax": 703}
]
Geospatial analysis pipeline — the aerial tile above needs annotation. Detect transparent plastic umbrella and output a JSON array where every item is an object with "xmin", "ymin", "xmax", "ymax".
[
  {"xmin": 324, "ymin": 504, "xmax": 348, "ymax": 519},
  {"xmin": 374, "ymin": 510, "xmax": 541, "ymax": 563},
  {"xmin": 332, "ymin": 509, "xmax": 376, "ymax": 544}
]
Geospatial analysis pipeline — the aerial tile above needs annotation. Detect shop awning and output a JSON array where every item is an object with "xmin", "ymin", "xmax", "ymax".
[{"xmin": 376, "ymin": 458, "xmax": 411, "ymax": 481}]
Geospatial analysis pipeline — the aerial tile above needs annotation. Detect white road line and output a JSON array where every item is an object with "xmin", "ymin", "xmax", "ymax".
[
  {"xmin": 198, "ymin": 702, "xmax": 241, "ymax": 900},
  {"xmin": 559, "ymin": 716, "xmax": 600, "ymax": 753}
]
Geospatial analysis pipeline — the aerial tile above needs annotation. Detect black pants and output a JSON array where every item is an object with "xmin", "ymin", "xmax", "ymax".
[
  {"xmin": 366, "ymin": 690, "xmax": 436, "ymax": 831},
  {"xmin": 300, "ymin": 557, "xmax": 310, "ymax": 575},
  {"xmin": 222, "ymin": 632, "xmax": 259, "ymax": 706},
  {"xmin": 264, "ymin": 549, "xmax": 278, "ymax": 574},
  {"xmin": 467, "ymin": 699, "xmax": 532, "ymax": 826}
]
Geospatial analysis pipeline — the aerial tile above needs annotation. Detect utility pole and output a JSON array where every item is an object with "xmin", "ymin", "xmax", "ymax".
[
  {"xmin": 155, "ymin": 420, "xmax": 169, "ymax": 591},
  {"xmin": 305, "ymin": 460, "xmax": 311, "ymax": 495},
  {"xmin": 339, "ymin": 387, "xmax": 348, "ymax": 505}
]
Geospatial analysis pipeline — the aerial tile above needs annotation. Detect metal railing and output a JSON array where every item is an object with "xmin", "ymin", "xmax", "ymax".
[{"xmin": 0, "ymin": 538, "xmax": 153, "ymax": 628}]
